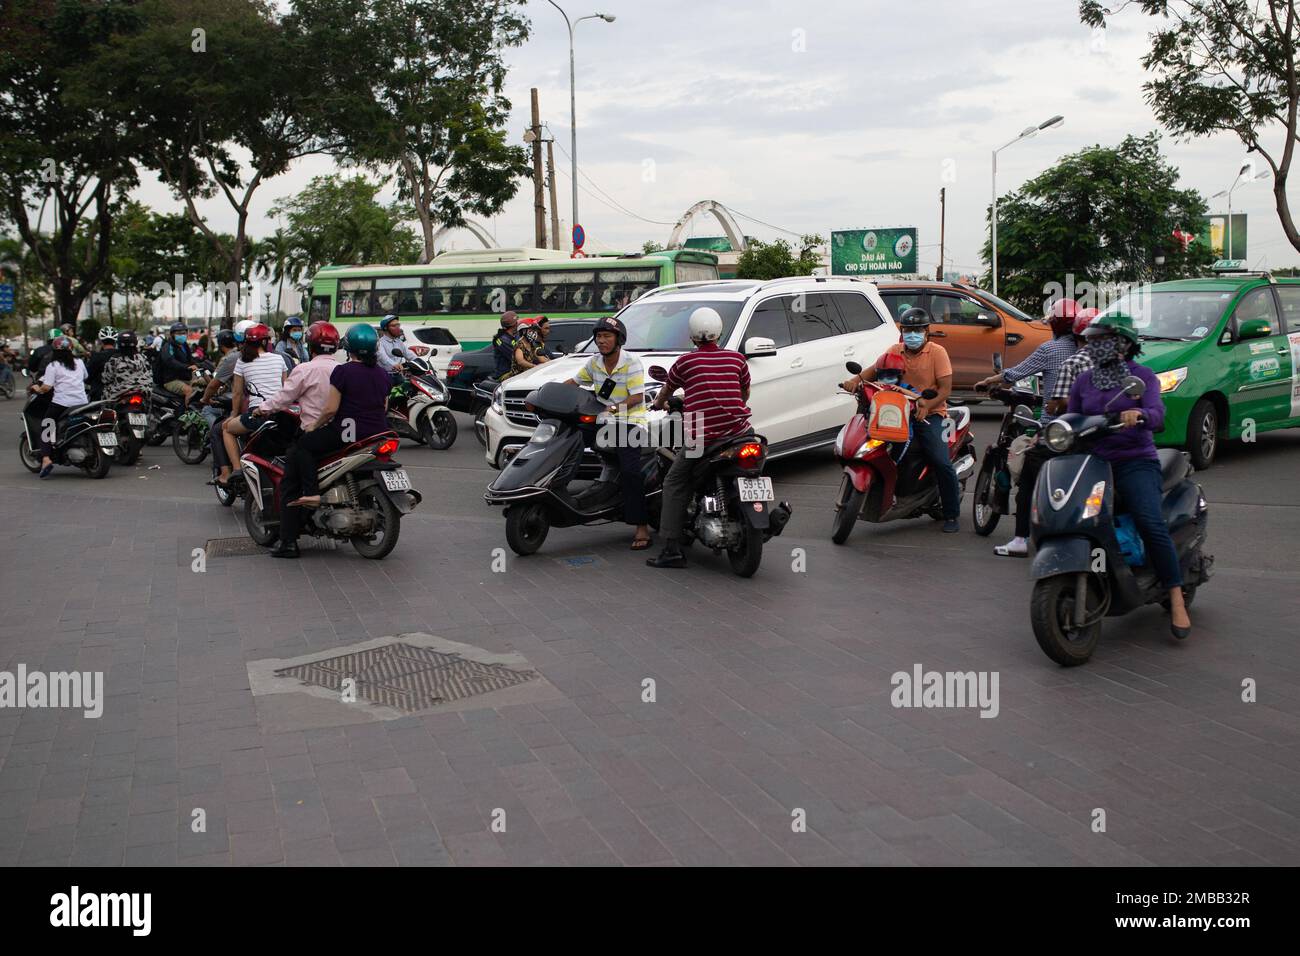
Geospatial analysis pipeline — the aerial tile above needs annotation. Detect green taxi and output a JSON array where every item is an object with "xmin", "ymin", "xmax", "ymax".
[{"xmin": 1098, "ymin": 275, "xmax": 1300, "ymax": 468}]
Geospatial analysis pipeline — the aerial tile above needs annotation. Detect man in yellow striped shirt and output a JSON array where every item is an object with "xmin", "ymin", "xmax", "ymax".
[{"xmin": 568, "ymin": 316, "xmax": 652, "ymax": 549}]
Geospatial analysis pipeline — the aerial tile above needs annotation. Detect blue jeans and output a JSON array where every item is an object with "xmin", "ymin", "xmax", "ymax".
[
  {"xmin": 912, "ymin": 414, "xmax": 961, "ymax": 520},
  {"xmin": 1112, "ymin": 457, "xmax": 1183, "ymax": 589},
  {"xmin": 0, "ymin": 363, "xmax": 13, "ymax": 388}
]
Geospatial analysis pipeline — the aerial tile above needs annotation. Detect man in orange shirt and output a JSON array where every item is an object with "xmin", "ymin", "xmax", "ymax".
[{"xmin": 840, "ymin": 307, "xmax": 961, "ymax": 532}]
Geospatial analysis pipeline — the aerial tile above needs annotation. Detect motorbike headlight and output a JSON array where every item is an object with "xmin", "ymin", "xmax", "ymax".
[
  {"xmin": 1081, "ymin": 480, "xmax": 1106, "ymax": 519},
  {"xmin": 855, "ymin": 439, "xmax": 885, "ymax": 457},
  {"xmin": 1157, "ymin": 367, "xmax": 1188, "ymax": 393},
  {"xmin": 1044, "ymin": 419, "xmax": 1074, "ymax": 453},
  {"xmin": 531, "ymin": 422, "xmax": 556, "ymax": 443}
]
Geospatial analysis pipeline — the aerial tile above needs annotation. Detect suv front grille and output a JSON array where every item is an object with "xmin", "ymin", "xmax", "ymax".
[{"xmin": 503, "ymin": 390, "xmax": 538, "ymax": 428}]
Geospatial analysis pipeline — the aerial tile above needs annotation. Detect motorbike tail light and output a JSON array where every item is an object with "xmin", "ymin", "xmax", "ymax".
[
  {"xmin": 127, "ymin": 393, "xmax": 144, "ymax": 406},
  {"xmin": 98, "ymin": 408, "xmax": 117, "ymax": 424},
  {"xmin": 376, "ymin": 439, "xmax": 399, "ymax": 457},
  {"xmin": 578, "ymin": 413, "xmax": 597, "ymax": 424},
  {"xmin": 1081, "ymin": 481, "xmax": 1106, "ymax": 519},
  {"xmin": 447, "ymin": 360, "xmax": 463, "ymax": 378},
  {"xmin": 737, "ymin": 441, "xmax": 763, "ymax": 467}
]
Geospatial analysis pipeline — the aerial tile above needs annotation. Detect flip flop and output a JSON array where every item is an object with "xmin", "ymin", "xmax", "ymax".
[{"xmin": 631, "ymin": 536, "xmax": 653, "ymax": 551}]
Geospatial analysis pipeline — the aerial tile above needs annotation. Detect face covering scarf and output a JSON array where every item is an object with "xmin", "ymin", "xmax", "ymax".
[{"xmin": 1087, "ymin": 336, "xmax": 1128, "ymax": 391}]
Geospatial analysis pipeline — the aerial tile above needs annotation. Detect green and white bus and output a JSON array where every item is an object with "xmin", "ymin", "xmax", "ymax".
[{"xmin": 306, "ymin": 247, "xmax": 720, "ymax": 350}]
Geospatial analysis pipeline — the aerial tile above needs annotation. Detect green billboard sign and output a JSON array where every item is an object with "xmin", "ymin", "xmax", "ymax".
[{"xmin": 831, "ymin": 228, "xmax": 918, "ymax": 276}]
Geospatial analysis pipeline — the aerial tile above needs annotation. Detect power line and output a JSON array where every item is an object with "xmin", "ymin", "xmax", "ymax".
[{"xmin": 548, "ymin": 136, "xmax": 676, "ymax": 226}]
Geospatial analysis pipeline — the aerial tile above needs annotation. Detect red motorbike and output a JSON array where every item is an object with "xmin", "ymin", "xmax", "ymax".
[
  {"xmin": 831, "ymin": 361, "xmax": 976, "ymax": 544},
  {"xmin": 238, "ymin": 411, "xmax": 421, "ymax": 560}
]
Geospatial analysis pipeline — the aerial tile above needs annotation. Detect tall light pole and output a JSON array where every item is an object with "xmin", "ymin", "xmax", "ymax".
[
  {"xmin": 1211, "ymin": 163, "xmax": 1270, "ymax": 260},
  {"xmin": 991, "ymin": 114, "xmax": 1064, "ymax": 295},
  {"xmin": 546, "ymin": 2, "xmax": 614, "ymax": 251}
]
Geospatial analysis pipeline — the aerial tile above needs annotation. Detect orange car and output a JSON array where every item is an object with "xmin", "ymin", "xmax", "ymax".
[{"xmin": 874, "ymin": 281, "xmax": 1052, "ymax": 394}]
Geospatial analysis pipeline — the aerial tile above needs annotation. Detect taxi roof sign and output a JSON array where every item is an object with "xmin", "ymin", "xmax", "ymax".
[{"xmin": 1212, "ymin": 258, "xmax": 1247, "ymax": 272}]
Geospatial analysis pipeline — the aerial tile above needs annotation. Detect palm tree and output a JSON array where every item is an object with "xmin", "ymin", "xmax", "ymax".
[{"xmin": 254, "ymin": 228, "xmax": 296, "ymax": 318}]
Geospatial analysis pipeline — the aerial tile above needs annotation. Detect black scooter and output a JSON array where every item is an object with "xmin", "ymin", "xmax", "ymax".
[
  {"xmin": 970, "ymin": 383, "xmax": 1042, "ymax": 536},
  {"xmin": 1028, "ymin": 376, "xmax": 1213, "ymax": 666},
  {"xmin": 484, "ymin": 381, "xmax": 663, "ymax": 555},
  {"xmin": 17, "ymin": 393, "xmax": 117, "ymax": 478}
]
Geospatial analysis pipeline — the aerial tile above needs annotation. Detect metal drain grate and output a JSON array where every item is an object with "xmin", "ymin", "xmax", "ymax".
[
  {"xmin": 205, "ymin": 536, "xmax": 334, "ymax": 557},
  {"xmin": 273, "ymin": 643, "xmax": 538, "ymax": 713}
]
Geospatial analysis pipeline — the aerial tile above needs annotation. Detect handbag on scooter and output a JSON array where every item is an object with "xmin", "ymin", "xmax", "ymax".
[
  {"xmin": 867, "ymin": 388, "xmax": 912, "ymax": 443},
  {"xmin": 1006, "ymin": 434, "xmax": 1037, "ymax": 481}
]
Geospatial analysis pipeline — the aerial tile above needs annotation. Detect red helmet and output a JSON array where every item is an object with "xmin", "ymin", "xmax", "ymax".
[
  {"xmin": 1073, "ymin": 307, "xmax": 1098, "ymax": 337},
  {"xmin": 1048, "ymin": 298, "xmax": 1080, "ymax": 336},
  {"xmin": 877, "ymin": 351, "xmax": 907, "ymax": 373},
  {"xmin": 244, "ymin": 323, "xmax": 271, "ymax": 346},
  {"xmin": 306, "ymin": 321, "xmax": 340, "ymax": 353}
]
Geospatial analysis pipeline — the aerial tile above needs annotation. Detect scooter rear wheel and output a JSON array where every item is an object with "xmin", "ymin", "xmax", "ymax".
[
  {"xmin": 831, "ymin": 476, "xmax": 863, "ymax": 545},
  {"xmin": 971, "ymin": 457, "xmax": 1001, "ymax": 537},
  {"xmin": 1031, "ymin": 574, "xmax": 1104, "ymax": 666},
  {"xmin": 505, "ymin": 503, "xmax": 550, "ymax": 556},
  {"xmin": 244, "ymin": 490, "xmax": 278, "ymax": 547},
  {"xmin": 727, "ymin": 522, "xmax": 763, "ymax": 577}
]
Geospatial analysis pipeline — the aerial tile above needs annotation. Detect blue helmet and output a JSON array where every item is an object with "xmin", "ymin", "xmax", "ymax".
[{"xmin": 283, "ymin": 315, "xmax": 304, "ymax": 329}]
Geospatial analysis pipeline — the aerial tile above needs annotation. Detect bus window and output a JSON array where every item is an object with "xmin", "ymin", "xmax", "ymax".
[
  {"xmin": 674, "ymin": 262, "xmax": 719, "ymax": 284},
  {"xmin": 373, "ymin": 276, "xmax": 422, "ymax": 314},
  {"xmin": 337, "ymin": 279, "xmax": 371, "ymax": 317},
  {"xmin": 424, "ymin": 275, "xmax": 476, "ymax": 314},
  {"xmin": 481, "ymin": 273, "xmax": 536, "ymax": 313},
  {"xmin": 597, "ymin": 268, "xmax": 658, "ymax": 311},
  {"xmin": 539, "ymin": 271, "xmax": 596, "ymax": 312},
  {"xmin": 309, "ymin": 295, "xmax": 332, "ymax": 323}
]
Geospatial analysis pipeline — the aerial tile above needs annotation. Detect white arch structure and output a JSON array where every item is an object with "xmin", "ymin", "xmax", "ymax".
[
  {"xmin": 431, "ymin": 219, "xmax": 496, "ymax": 252},
  {"xmin": 666, "ymin": 200, "xmax": 748, "ymax": 252}
]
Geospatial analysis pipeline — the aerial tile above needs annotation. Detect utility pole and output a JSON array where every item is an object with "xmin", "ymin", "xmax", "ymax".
[
  {"xmin": 529, "ymin": 89, "xmax": 547, "ymax": 249},
  {"xmin": 937, "ymin": 187, "xmax": 946, "ymax": 282},
  {"xmin": 546, "ymin": 137, "xmax": 561, "ymax": 251}
]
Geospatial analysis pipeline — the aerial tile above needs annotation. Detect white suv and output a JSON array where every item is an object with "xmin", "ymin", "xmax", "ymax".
[{"xmin": 482, "ymin": 277, "xmax": 900, "ymax": 467}]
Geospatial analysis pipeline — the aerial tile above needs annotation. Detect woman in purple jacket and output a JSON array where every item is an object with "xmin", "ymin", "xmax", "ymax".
[{"xmin": 1069, "ymin": 312, "xmax": 1191, "ymax": 639}]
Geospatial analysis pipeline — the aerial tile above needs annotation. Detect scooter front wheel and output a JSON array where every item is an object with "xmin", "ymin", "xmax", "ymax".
[
  {"xmin": 831, "ymin": 476, "xmax": 863, "ymax": 545},
  {"xmin": 971, "ymin": 457, "xmax": 1001, "ymax": 537},
  {"xmin": 17, "ymin": 433, "xmax": 41, "ymax": 473},
  {"xmin": 505, "ymin": 503, "xmax": 550, "ymax": 556},
  {"xmin": 420, "ymin": 408, "xmax": 457, "ymax": 450},
  {"xmin": 1031, "ymin": 573, "xmax": 1104, "ymax": 666}
]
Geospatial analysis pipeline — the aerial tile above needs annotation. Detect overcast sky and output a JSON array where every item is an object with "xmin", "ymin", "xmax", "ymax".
[{"xmin": 131, "ymin": 0, "xmax": 1300, "ymax": 290}]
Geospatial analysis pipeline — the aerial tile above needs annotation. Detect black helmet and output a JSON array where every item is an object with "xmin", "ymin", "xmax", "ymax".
[
  {"xmin": 115, "ymin": 330, "xmax": 137, "ymax": 352},
  {"xmin": 593, "ymin": 315, "xmax": 627, "ymax": 347},
  {"xmin": 216, "ymin": 329, "xmax": 236, "ymax": 349},
  {"xmin": 169, "ymin": 321, "xmax": 187, "ymax": 334},
  {"xmin": 898, "ymin": 307, "xmax": 932, "ymax": 330}
]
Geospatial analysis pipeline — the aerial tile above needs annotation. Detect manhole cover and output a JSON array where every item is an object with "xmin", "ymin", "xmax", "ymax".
[
  {"xmin": 206, "ymin": 536, "xmax": 334, "ymax": 557},
  {"xmin": 273, "ymin": 643, "xmax": 537, "ymax": 713}
]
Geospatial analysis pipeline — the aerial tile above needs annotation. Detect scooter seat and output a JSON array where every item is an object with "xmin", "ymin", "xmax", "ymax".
[
  {"xmin": 1157, "ymin": 447, "xmax": 1191, "ymax": 492},
  {"xmin": 946, "ymin": 406, "xmax": 971, "ymax": 434}
]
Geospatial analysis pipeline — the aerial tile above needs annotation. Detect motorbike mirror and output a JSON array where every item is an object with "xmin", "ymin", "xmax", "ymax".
[
  {"xmin": 1013, "ymin": 404, "xmax": 1034, "ymax": 421},
  {"xmin": 845, "ymin": 361, "xmax": 862, "ymax": 375},
  {"xmin": 1122, "ymin": 375, "xmax": 1145, "ymax": 398},
  {"xmin": 992, "ymin": 353, "xmax": 1002, "ymax": 372},
  {"xmin": 920, "ymin": 388, "xmax": 938, "ymax": 400},
  {"xmin": 647, "ymin": 365, "xmax": 668, "ymax": 383}
]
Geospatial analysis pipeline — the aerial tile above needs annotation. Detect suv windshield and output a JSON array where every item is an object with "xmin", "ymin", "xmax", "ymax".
[
  {"xmin": 1100, "ymin": 289, "xmax": 1233, "ymax": 341},
  {"xmin": 579, "ymin": 299, "xmax": 744, "ymax": 352}
]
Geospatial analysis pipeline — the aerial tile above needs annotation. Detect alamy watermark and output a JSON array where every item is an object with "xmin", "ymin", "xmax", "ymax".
[
  {"xmin": 891, "ymin": 664, "xmax": 999, "ymax": 718},
  {"xmin": 0, "ymin": 665, "xmax": 103, "ymax": 718}
]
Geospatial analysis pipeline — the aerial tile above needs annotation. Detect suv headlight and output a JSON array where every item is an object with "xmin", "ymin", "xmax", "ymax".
[
  {"xmin": 1156, "ymin": 367, "xmax": 1188, "ymax": 393},
  {"xmin": 1044, "ymin": 419, "xmax": 1074, "ymax": 453},
  {"xmin": 491, "ymin": 390, "xmax": 504, "ymax": 414}
]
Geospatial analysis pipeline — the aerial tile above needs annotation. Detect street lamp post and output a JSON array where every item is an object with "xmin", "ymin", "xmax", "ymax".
[
  {"xmin": 991, "ymin": 114, "xmax": 1064, "ymax": 295},
  {"xmin": 546, "ymin": 2, "xmax": 614, "ymax": 252},
  {"xmin": 1211, "ymin": 163, "xmax": 1270, "ymax": 260}
]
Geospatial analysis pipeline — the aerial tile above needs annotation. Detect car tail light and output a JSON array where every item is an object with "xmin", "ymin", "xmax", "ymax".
[
  {"xmin": 410, "ymin": 345, "xmax": 429, "ymax": 356},
  {"xmin": 376, "ymin": 439, "xmax": 399, "ymax": 457},
  {"xmin": 446, "ymin": 360, "xmax": 463, "ymax": 378},
  {"xmin": 737, "ymin": 441, "xmax": 763, "ymax": 467}
]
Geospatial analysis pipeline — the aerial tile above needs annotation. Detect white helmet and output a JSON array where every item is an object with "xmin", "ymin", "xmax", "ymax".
[
  {"xmin": 687, "ymin": 307, "xmax": 723, "ymax": 344},
  {"xmin": 97, "ymin": 326, "xmax": 118, "ymax": 342},
  {"xmin": 233, "ymin": 319, "xmax": 256, "ymax": 342}
]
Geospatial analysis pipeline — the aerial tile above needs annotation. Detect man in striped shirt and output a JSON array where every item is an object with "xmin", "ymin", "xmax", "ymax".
[{"xmin": 646, "ymin": 307, "xmax": 751, "ymax": 568}]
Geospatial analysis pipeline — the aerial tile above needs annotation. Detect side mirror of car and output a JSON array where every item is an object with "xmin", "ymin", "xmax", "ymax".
[
  {"xmin": 744, "ymin": 337, "xmax": 778, "ymax": 358},
  {"xmin": 975, "ymin": 312, "xmax": 1001, "ymax": 327},
  {"xmin": 647, "ymin": 365, "xmax": 669, "ymax": 383},
  {"xmin": 1236, "ymin": 317, "xmax": 1273, "ymax": 341},
  {"xmin": 845, "ymin": 361, "xmax": 863, "ymax": 375}
]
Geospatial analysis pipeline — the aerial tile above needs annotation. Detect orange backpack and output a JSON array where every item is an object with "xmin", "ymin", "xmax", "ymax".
[{"xmin": 867, "ymin": 388, "xmax": 912, "ymax": 443}]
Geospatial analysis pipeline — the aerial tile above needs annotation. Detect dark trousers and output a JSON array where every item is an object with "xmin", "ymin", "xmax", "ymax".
[
  {"xmin": 658, "ymin": 427, "xmax": 754, "ymax": 542},
  {"xmin": 29, "ymin": 400, "xmax": 67, "ymax": 458},
  {"xmin": 1112, "ymin": 457, "xmax": 1183, "ymax": 589},
  {"xmin": 1014, "ymin": 443, "xmax": 1056, "ymax": 538},
  {"xmin": 613, "ymin": 443, "xmax": 648, "ymax": 526},
  {"xmin": 912, "ymin": 414, "xmax": 961, "ymax": 520},
  {"xmin": 210, "ymin": 417, "xmax": 230, "ymax": 470},
  {"xmin": 278, "ymin": 428, "xmax": 345, "ymax": 545}
]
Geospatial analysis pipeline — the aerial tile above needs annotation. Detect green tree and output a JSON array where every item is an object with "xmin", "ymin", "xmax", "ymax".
[
  {"xmin": 295, "ymin": 0, "xmax": 531, "ymax": 262},
  {"xmin": 982, "ymin": 134, "xmax": 1213, "ymax": 311},
  {"xmin": 0, "ymin": 0, "xmax": 144, "ymax": 326},
  {"xmin": 1080, "ymin": 1, "xmax": 1300, "ymax": 255},
  {"xmin": 271, "ymin": 174, "xmax": 422, "ymax": 279},
  {"xmin": 735, "ymin": 235, "xmax": 825, "ymax": 280},
  {"xmin": 641, "ymin": 240, "xmax": 666, "ymax": 254}
]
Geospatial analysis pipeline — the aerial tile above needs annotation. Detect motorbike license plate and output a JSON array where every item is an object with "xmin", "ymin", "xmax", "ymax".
[
  {"xmin": 128, "ymin": 413, "xmax": 147, "ymax": 426},
  {"xmin": 737, "ymin": 476, "xmax": 774, "ymax": 502},
  {"xmin": 96, "ymin": 431, "xmax": 119, "ymax": 448},
  {"xmin": 381, "ymin": 469, "xmax": 411, "ymax": 492}
]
